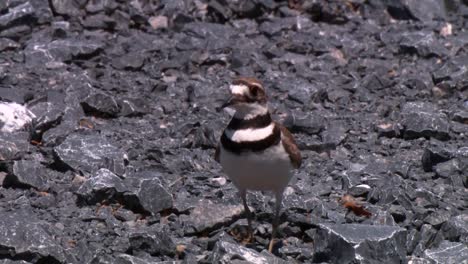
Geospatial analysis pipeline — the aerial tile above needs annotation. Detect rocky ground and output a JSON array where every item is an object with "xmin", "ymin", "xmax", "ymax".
[{"xmin": 0, "ymin": 0, "xmax": 467, "ymax": 263}]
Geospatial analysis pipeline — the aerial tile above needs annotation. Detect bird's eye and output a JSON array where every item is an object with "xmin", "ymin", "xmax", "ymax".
[{"xmin": 249, "ymin": 86, "xmax": 258, "ymax": 97}]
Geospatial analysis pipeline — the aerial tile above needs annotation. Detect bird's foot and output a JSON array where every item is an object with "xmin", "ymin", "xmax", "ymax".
[
  {"xmin": 229, "ymin": 224, "xmax": 255, "ymax": 245},
  {"xmin": 268, "ymin": 238, "xmax": 277, "ymax": 253}
]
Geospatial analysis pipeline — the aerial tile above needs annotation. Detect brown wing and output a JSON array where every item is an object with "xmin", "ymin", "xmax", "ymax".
[
  {"xmin": 277, "ymin": 123, "xmax": 302, "ymax": 169},
  {"xmin": 214, "ymin": 143, "xmax": 220, "ymax": 163}
]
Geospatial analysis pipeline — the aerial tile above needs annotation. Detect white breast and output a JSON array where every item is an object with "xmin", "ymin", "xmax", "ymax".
[
  {"xmin": 219, "ymin": 142, "xmax": 293, "ymax": 192},
  {"xmin": 224, "ymin": 123, "xmax": 274, "ymax": 142}
]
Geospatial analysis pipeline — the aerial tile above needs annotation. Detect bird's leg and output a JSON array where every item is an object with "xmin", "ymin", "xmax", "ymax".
[
  {"xmin": 240, "ymin": 189, "xmax": 253, "ymax": 241},
  {"xmin": 268, "ymin": 191, "xmax": 283, "ymax": 252}
]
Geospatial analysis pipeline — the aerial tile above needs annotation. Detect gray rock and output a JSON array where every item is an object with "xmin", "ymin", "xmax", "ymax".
[
  {"xmin": 0, "ymin": 132, "xmax": 30, "ymax": 161},
  {"xmin": 81, "ymin": 92, "xmax": 120, "ymax": 118},
  {"xmin": 399, "ymin": 31, "xmax": 448, "ymax": 57},
  {"xmin": 54, "ymin": 133, "xmax": 127, "ymax": 176},
  {"xmin": 128, "ymin": 226, "xmax": 175, "ymax": 257},
  {"xmin": 76, "ymin": 168, "xmax": 126, "ymax": 204},
  {"xmin": 111, "ymin": 52, "xmax": 146, "ymax": 70},
  {"xmin": 434, "ymin": 159, "xmax": 461, "ymax": 178},
  {"xmin": 0, "ymin": 2, "xmax": 35, "ymax": 30},
  {"xmin": 0, "ymin": 37, "xmax": 20, "ymax": 51},
  {"xmin": 423, "ymin": 240, "xmax": 468, "ymax": 264},
  {"xmin": 385, "ymin": 0, "xmax": 446, "ymax": 21},
  {"xmin": 6, "ymin": 160, "xmax": 47, "ymax": 189},
  {"xmin": 179, "ymin": 199, "xmax": 243, "ymax": 234},
  {"xmin": 29, "ymin": 101, "xmax": 64, "ymax": 139},
  {"xmin": 283, "ymin": 112, "xmax": 325, "ymax": 135},
  {"xmin": 320, "ymin": 121, "xmax": 347, "ymax": 150},
  {"xmin": 115, "ymin": 254, "xmax": 160, "ymax": 264},
  {"xmin": 313, "ymin": 223, "xmax": 407, "ymax": 264},
  {"xmin": 423, "ymin": 210, "xmax": 451, "ymax": 228},
  {"xmin": 0, "ymin": 210, "xmax": 65, "ymax": 263},
  {"xmin": 135, "ymin": 178, "xmax": 173, "ymax": 215},
  {"xmin": 421, "ymin": 140, "xmax": 456, "ymax": 172},
  {"xmin": 77, "ymin": 169, "xmax": 173, "ymax": 215},
  {"xmin": 24, "ymin": 38, "xmax": 104, "ymax": 66},
  {"xmin": 452, "ymin": 111, "xmax": 468, "ymax": 124},
  {"xmin": 209, "ymin": 240, "xmax": 287, "ymax": 264},
  {"xmin": 401, "ymin": 102, "xmax": 450, "ymax": 140},
  {"xmin": 441, "ymin": 214, "xmax": 468, "ymax": 243},
  {"xmin": 0, "ymin": 260, "xmax": 31, "ymax": 264},
  {"xmin": 50, "ymin": 0, "xmax": 81, "ymax": 17}
]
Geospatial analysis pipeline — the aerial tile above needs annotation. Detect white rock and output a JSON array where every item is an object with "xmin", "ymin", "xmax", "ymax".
[{"xmin": 0, "ymin": 102, "xmax": 36, "ymax": 133}]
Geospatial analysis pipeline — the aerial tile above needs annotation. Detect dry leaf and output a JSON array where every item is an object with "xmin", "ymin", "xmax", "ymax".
[{"xmin": 340, "ymin": 194, "xmax": 372, "ymax": 218}]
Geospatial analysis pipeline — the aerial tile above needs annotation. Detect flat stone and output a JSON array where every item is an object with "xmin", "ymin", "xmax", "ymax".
[
  {"xmin": 54, "ymin": 133, "xmax": 127, "ymax": 176},
  {"xmin": 5, "ymin": 160, "xmax": 47, "ymax": 189},
  {"xmin": 78, "ymin": 169, "xmax": 173, "ymax": 215},
  {"xmin": 81, "ymin": 92, "xmax": 120, "ymax": 118},
  {"xmin": 385, "ymin": 0, "xmax": 446, "ymax": 21},
  {"xmin": 0, "ymin": 210, "xmax": 65, "ymax": 263},
  {"xmin": 179, "ymin": 199, "xmax": 244, "ymax": 234},
  {"xmin": 111, "ymin": 52, "xmax": 147, "ymax": 70},
  {"xmin": 421, "ymin": 140, "xmax": 455, "ymax": 172},
  {"xmin": 0, "ymin": 132, "xmax": 30, "ymax": 161},
  {"xmin": 423, "ymin": 210, "xmax": 451, "ymax": 228},
  {"xmin": 423, "ymin": 240, "xmax": 468, "ymax": 264},
  {"xmin": 76, "ymin": 168, "xmax": 126, "ymax": 204},
  {"xmin": 128, "ymin": 226, "xmax": 175, "ymax": 257},
  {"xmin": 209, "ymin": 240, "xmax": 287, "ymax": 264},
  {"xmin": 441, "ymin": 214, "xmax": 468, "ymax": 243},
  {"xmin": 313, "ymin": 223, "xmax": 407, "ymax": 264},
  {"xmin": 134, "ymin": 178, "xmax": 173, "ymax": 215},
  {"xmin": 401, "ymin": 102, "xmax": 450, "ymax": 140},
  {"xmin": 25, "ymin": 38, "xmax": 104, "ymax": 66},
  {"xmin": 0, "ymin": 2, "xmax": 35, "ymax": 30},
  {"xmin": 148, "ymin": 15, "xmax": 168, "ymax": 30},
  {"xmin": 50, "ymin": 0, "xmax": 81, "ymax": 17}
]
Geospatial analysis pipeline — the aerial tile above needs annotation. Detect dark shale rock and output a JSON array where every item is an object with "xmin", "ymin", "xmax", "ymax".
[
  {"xmin": 209, "ymin": 240, "xmax": 287, "ymax": 264},
  {"xmin": 399, "ymin": 31, "xmax": 448, "ymax": 57},
  {"xmin": 452, "ymin": 111, "xmax": 468, "ymax": 124},
  {"xmin": 54, "ymin": 133, "xmax": 127, "ymax": 176},
  {"xmin": 5, "ymin": 160, "xmax": 47, "ymax": 189},
  {"xmin": 421, "ymin": 140, "xmax": 456, "ymax": 172},
  {"xmin": 0, "ymin": 209, "xmax": 65, "ymax": 263},
  {"xmin": 441, "ymin": 214, "xmax": 468, "ymax": 243},
  {"xmin": 50, "ymin": 0, "xmax": 82, "ymax": 17},
  {"xmin": 81, "ymin": 92, "xmax": 120, "ymax": 118},
  {"xmin": 76, "ymin": 168, "xmax": 126, "ymax": 204},
  {"xmin": 401, "ymin": 102, "xmax": 450, "ymax": 140},
  {"xmin": 24, "ymin": 38, "xmax": 104, "ymax": 66},
  {"xmin": 77, "ymin": 169, "xmax": 173, "ymax": 215},
  {"xmin": 124, "ymin": 174, "xmax": 173, "ymax": 215},
  {"xmin": 423, "ymin": 240, "xmax": 468, "ymax": 264},
  {"xmin": 0, "ymin": 2, "xmax": 35, "ymax": 30},
  {"xmin": 384, "ymin": 0, "xmax": 446, "ymax": 21},
  {"xmin": 313, "ymin": 223, "xmax": 407, "ymax": 264},
  {"xmin": 0, "ymin": 132, "xmax": 30, "ymax": 161},
  {"xmin": 128, "ymin": 225, "xmax": 175, "ymax": 257},
  {"xmin": 180, "ymin": 199, "xmax": 243, "ymax": 235}
]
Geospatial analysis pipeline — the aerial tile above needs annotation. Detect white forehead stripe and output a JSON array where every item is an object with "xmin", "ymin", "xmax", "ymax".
[
  {"xmin": 230, "ymin": 84, "xmax": 249, "ymax": 95},
  {"xmin": 225, "ymin": 123, "xmax": 274, "ymax": 142}
]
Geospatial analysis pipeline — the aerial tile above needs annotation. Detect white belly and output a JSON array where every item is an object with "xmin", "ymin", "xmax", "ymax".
[{"xmin": 220, "ymin": 143, "xmax": 293, "ymax": 191}]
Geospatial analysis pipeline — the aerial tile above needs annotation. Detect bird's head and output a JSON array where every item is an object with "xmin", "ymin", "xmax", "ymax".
[{"xmin": 222, "ymin": 77, "xmax": 268, "ymax": 119}]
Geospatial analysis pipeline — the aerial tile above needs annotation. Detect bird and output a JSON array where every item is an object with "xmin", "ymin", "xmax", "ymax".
[{"xmin": 215, "ymin": 77, "xmax": 301, "ymax": 252}]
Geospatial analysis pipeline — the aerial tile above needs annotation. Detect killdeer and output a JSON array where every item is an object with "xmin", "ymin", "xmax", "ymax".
[{"xmin": 215, "ymin": 77, "xmax": 301, "ymax": 252}]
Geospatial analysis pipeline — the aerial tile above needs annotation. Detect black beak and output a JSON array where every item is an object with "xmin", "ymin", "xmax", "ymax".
[{"xmin": 220, "ymin": 95, "xmax": 244, "ymax": 109}]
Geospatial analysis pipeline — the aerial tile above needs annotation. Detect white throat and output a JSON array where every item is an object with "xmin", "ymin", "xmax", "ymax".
[{"xmin": 233, "ymin": 104, "xmax": 268, "ymax": 120}]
